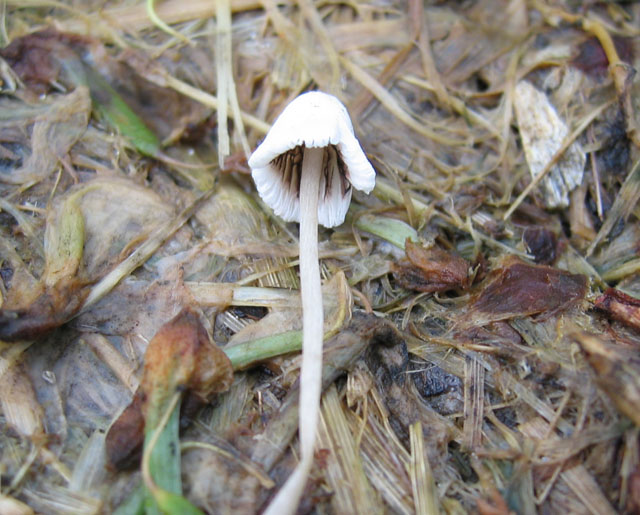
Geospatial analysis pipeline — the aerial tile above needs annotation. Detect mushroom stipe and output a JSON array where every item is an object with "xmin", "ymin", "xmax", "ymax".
[{"xmin": 248, "ymin": 91, "xmax": 375, "ymax": 515}]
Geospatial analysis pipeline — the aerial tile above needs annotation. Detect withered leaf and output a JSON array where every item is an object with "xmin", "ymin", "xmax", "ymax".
[
  {"xmin": 0, "ymin": 281, "xmax": 87, "ymax": 342},
  {"xmin": 522, "ymin": 226, "xmax": 558, "ymax": 264},
  {"xmin": 571, "ymin": 36, "xmax": 635, "ymax": 79},
  {"xmin": 462, "ymin": 256, "xmax": 587, "ymax": 326},
  {"xmin": 0, "ymin": 28, "xmax": 93, "ymax": 92},
  {"xmin": 140, "ymin": 308, "xmax": 233, "ymax": 413},
  {"xmin": 392, "ymin": 240, "xmax": 469, "ymax": 293},
  {"xmin": 106, "ymin": 307, "xmax": 233, "ymax": 469},
  {"xmin": 105, "ymin": 392, "xmax": 145, "ymax": 470},
  {"xmin": 594, "ymin": 288, "xmax": 640, "ymax": 332}
]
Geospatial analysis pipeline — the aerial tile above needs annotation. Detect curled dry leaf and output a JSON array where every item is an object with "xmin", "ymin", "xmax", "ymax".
[
  {"xmin": 392, "ymin": 239, "xmax": 470, "ymax": 293},
  {"xmin": 106, "ymin": 307, "xmax": 233, "ymax": 470},
  {"xmin": 594, "ymin": 288, "xmax": 640, "ymax": 332},
  {"xmin": 0, "ymin": 281, "xmax": 87, "ymax": 342}
]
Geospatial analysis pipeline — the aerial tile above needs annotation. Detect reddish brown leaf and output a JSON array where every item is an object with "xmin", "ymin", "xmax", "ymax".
[
  {"xmin": 0, "ymin": 280, "xmax": 87, "ymax": 342},
  {"xmin": 105, "ymin": 307, "xmax": 233, "ymax": 469},
  {"xmin": 105, "ymin": 392, "xmax": 145, "ymax": 470},
  {"xmin": 571, "ymin": 36, "xmax": 635, "ymax": 79},
  {"xmin": 594, "ymin": 288, "xmax": 640, "ymax": 332},
  {"xmin": 469, "ymin": 256, "xmax": 586, "ymax": 320},
  {"xmin": 522, "ymin": 226, "xmax": 558, "ymax": 264},
  {"xmin": 0, "ymin": 28, "xmax": 94, "ymax": 93},
  {"xmin": 392, "ymin": 240, "xmax": 469, "ymax": 293}
]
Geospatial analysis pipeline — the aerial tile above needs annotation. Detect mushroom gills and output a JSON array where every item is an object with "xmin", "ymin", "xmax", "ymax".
[{"xmin": 269, "ymin": 144, "xmax": 352, "ymax": 227}]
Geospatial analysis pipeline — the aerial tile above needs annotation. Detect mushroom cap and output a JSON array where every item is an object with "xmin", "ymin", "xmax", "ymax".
[{"xmin": 248, "ymin": 91, "xmax": 376, "ymax": 228}]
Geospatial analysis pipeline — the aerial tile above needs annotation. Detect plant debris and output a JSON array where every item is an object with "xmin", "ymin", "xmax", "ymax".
[
  {"xmin": 392, "ymin": 239, "xmax": 470, "ymax": 293},
  {"xmin": 1, "ymin": 1, "xmax": 640, "ymax": 514}
]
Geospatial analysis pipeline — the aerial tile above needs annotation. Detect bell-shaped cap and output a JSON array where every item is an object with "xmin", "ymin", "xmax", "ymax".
[{"xmin": 248, "ymin": 91, "xmax": 376, "ymax": 228}]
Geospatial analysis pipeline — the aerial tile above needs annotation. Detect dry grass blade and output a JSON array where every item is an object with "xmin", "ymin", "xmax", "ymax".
[
  {"xmin": 146, "ymin": 0, "xmax": 192, "ymax": 45},
  {"xmin": 318, "ymin": 385, "xmax": 381, "ymax": 514},
  {"xmin": 520, "ymin": 418, "xmax": 617, "ymax": 515},
  {"xmin": 409, "ymin": 422, "xmax": 439, "ymax": 515},
  {"xmin": 462, "ymin": 355, "xmax": 484, "ymax": 450},
  {"xmin": 586, "ymin": 158, "xmax": 640, "ymax": 256},
  {"xmin": 354, "ymin": 406, "xmax": 413, "ymax": 514}
]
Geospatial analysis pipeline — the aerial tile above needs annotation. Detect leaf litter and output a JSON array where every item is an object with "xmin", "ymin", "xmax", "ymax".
[{"xmin": 0, "ymin": 1, "xmax": 639, "ymax": 513}]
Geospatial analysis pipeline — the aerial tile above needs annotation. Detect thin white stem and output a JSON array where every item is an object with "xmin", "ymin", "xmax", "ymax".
[{"xmin": 264, "ymin": 146, "xmax": 324, "ymax": 515}]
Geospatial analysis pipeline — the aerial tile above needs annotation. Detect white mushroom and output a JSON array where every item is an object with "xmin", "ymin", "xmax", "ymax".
[{"xmin": 248, "ymin": 91, "xmax": 375, "ymax": 514}]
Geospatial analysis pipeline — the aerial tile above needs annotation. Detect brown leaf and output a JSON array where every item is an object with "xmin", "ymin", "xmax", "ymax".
[
  {"xmin": 392, "ymin": 240, "xmax": 469, "ymax": 293},
  {"xmin": 105, "ymin": 392, "xmax": 145, "ymax": 470},
  {"xmin": 522, "ymin": 226, "xmax": 558, "ymax": 264},
  {"xmin": 463, "ymin": 256, "xmax": 586, "ymax": 326},
  {"xmin": 0, "ymin": 280, "xmax": 87, "ymax": 342},
  {"xmin": 105, "ymin": 307, "xmax": 233, "ymax": 469},
  {"xmin": 0, "ymin": 28, "xmax": 93, "ymax": 93},
  {"xmin": 140, "ymin": 307, "xmax": 233, "ymax": 422},
  {"xmin": 594, "ymin": 288, "xmax": 640, "ymax": 332}
]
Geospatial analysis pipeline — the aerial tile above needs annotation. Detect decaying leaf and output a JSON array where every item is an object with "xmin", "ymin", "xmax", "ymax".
[
  {"xmin": 106, "ymin": 392, "xmax": 146, "ymax": 471},
  {"xmin": 522, "ymin": 226, "xmax": 558, "ymax": 265},
  {"xmin": 392, "ymin": 239, "xmax": 469, "ymax": 293},
  {"xmin": 0, "ymin": 28, "xmax": 93, "ymax": 92},
  {"xmin": 1, "ymin": 28, "xmax": 210, "ymax": 157},
  {"xmin": 594, "ymin": 288, "xmax": 640, "ymax": 332},
  {"xmin": 106, "ymin": 307, "xmax": 233, "ymax": 470},
  {"xmin": 571, "ymin": 36, "xmax": 635, "ymax": 79},
  {"xmin": 0, "ymin": 280, "xmax": 87, "ymax": 342},
  {"xmin": 460, "ymin": 255, "xmax": 587, "ymax": 327}
]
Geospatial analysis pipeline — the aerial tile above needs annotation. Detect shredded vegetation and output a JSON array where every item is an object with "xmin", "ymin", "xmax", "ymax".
[{"xmin": 0, "ymin": 1, "xmax": 639, "ymax": 513}]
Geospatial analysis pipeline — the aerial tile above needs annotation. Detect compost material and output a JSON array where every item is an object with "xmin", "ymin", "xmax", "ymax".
[{"xmin": 0, "ymin": 1, "xmax": 639, "ymax": 513}]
